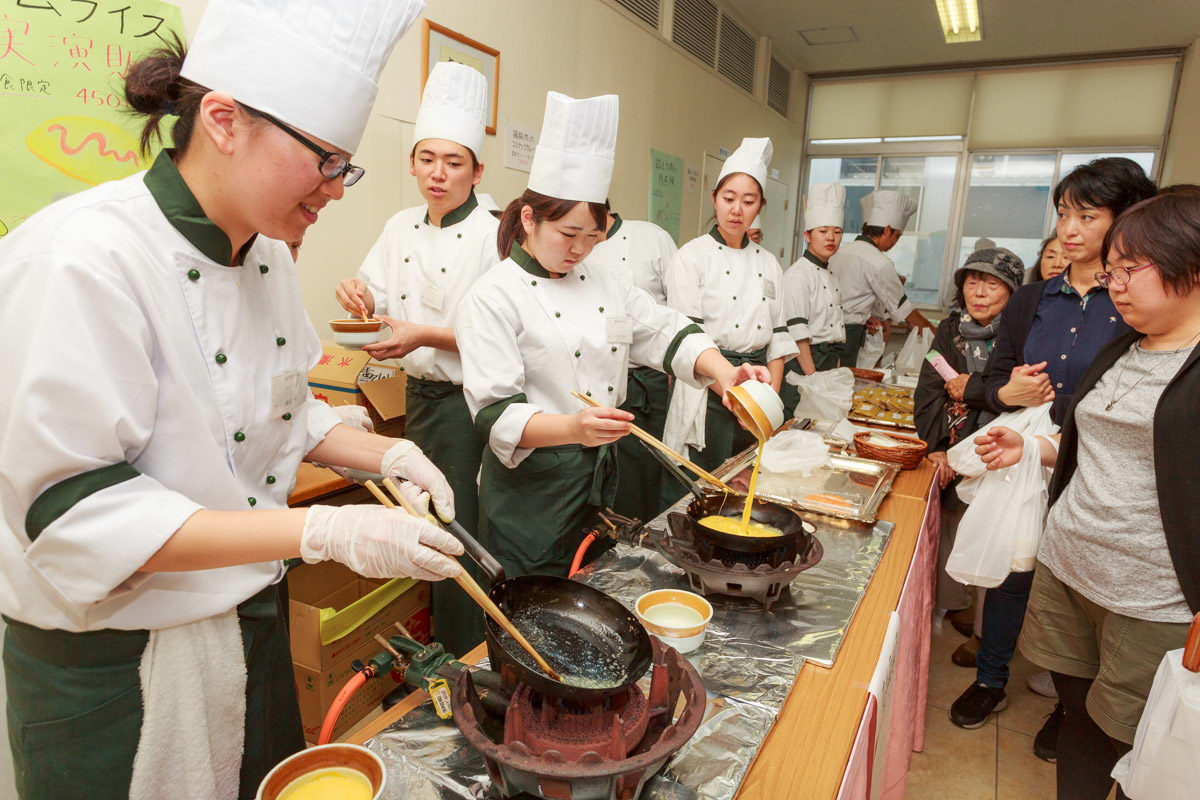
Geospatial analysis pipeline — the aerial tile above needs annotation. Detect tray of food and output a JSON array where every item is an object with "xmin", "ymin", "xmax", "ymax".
[{"xmin": 849, "ymin": 382, "xmax": 916, "ymax": 430}]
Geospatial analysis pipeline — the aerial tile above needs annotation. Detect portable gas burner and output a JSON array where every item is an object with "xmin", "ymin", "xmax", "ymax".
[{"xmin": 451, "ymin": 637, "xmax": 705, "ymax": 800}]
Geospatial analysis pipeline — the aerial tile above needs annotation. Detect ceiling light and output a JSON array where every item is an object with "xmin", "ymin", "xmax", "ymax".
[{"xmin": 935, "ymin": 0, "xmax": 982, "ymax": 44}]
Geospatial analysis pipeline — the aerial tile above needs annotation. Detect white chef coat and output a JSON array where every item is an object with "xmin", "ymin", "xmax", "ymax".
[
  {"xmin": 665, "ymin": 227, "xmax": 798, "ymax": 362},
  {"xmin": 0, "ymin": 154, "xmax": 341, "ymax": 632},
  {"xmin": 357, "ymin": 192, "xmax": 500, "ymax": 383},
  {"xmin": 456, "ymin": 245, "xmax": 715, "ymax": 469},
  {"xmin": 828, "ymin": 236, "xmax": 916, "ymax": 325},
  {"xmin": 782, "ymin": 250, "xmax": 846, "ymax": 346},
  {"xmin": 584, "ymin": 215, "xmax": 676, "ymax": 304}
]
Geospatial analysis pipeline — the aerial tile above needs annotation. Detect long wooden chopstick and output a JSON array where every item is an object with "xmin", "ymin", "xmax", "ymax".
[
  {"xmin": 366, "ymin": 479, "xmax": 562, "ymax": 682},
  {"xmin": 571, "ymin": 390, "xmax": 733, "ymax": 492}
]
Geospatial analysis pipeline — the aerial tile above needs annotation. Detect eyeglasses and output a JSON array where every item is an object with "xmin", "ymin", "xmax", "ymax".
[
  {"xmin": 249, "ymin": 108, "xmax": 365, "ymax": 187},
  {"xmin": 1095, "ymin": 262, "xmax": 1154, "ymax": 288}
]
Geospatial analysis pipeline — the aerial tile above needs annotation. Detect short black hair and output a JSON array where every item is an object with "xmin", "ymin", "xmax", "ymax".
[
  {"xmin": 861, "ymin": 224, "xmax": 886, "ymax": 239},
  {"xmin": 1053, "ymin": 157, "xmax": 1156, "ymax": 217},
  {"xmin": 1103, "ymin": 192, "xmax": 1200, "ymax": 296}
]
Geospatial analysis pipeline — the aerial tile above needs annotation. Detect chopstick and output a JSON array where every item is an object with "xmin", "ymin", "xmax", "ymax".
[
  {"xmin": 571, "ymin": 390, "xmax": 733, "ymax": 492},
  {"xmin": 365, "ymin": 479, "xmax": 563, "ymax": 682}
]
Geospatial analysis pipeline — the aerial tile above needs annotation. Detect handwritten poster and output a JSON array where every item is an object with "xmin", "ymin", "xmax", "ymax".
[
  {"xmin": 504, "ymin": 121, "xmax": 537, "ymax": 172},
  {"xmin": 0, "ymin": 0, "xmax": 184, "ymax": 238},
  {"xmin": 684, "ymin": 160, "xmax": 700, "ymax": 194},
  {"xmin": 648, "ymin": 148, "xmax": 682, "ymax": 243}
]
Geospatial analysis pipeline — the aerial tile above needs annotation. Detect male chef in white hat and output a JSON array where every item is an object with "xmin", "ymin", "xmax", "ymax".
[
  {"xmin": 828, "ymin": 189, "xmax": 935, "ymax": 367},
  {"xmin": 0, "ymin": 1, "xmax": 471, "ymax": 798},
  {"xmin": 334, "ymin": 60, "xmax": 499, "ymax": 657},
  {"xmin": 779, "ymin": 182, "xmax": 849, "ymax": 412}
]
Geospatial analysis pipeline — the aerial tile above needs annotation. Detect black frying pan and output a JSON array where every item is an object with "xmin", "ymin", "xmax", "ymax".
[
  {"xmin": 673, "ymin": 489, "xmax": 816, "ymax": 557},
  {"xmin": 441, "ymin": 519, "xmax": 653, "ymax": 704}
]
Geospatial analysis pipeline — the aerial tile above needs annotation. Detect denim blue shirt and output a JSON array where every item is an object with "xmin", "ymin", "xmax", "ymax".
[{"xmin": 1023, "ymin": 270, "xmax": 1131, "ymax": 396}]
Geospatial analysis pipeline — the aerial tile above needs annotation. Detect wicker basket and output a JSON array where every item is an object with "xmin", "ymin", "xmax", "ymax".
[
  {"xmin": 850, "ymin": 367, "xmax": 884, "ymax": 382},
  {"xmin": 853, "ymin": 431, "xmax": 928, "ymax": 469}
]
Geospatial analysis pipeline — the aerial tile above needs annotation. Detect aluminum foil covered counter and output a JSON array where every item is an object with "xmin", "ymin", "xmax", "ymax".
[{"xmin": 366, "ymin": 507, "xmax": 892, "ymax": 800}]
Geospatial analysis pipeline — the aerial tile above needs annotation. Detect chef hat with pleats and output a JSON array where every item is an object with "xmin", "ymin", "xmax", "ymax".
[
  {"xmin": 861, "ymin": 189, "xmax": 919, "ymax": 231},
  {"xmin": 476, "ymin": 193, "xmax": 500, "ymax": 213},
  {"xmin": 527, "ymin": 92, "xmax": 619, "ymax": 204},
  {"xmin": 804, "ymin": 182, "xmax": 846, "ymax": 230},
  {"xmin": 717, "ymin": 137, "xmax": 773, "ymax": 192},
  {"xmin": 180, "ymin": 0, "xmax": 425, "ymax": 153},
  {"xmin": 412, "ymin": 61, "xmax": 488, "ymax": 158}
]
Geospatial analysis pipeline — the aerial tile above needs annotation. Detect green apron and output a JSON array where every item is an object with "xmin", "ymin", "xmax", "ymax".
[
  {"xmin": 3, "ymin": 581, "xmax": 302, "ymax": 800},
  {"xmin": 838, "ymin": 323, "xmax": 867, "ymax": 370},
  {"xmin": 613, "ymin": 366, "xmax": 670, "ymax": 523},
  {"xmin": 402, "ymin": 377, "xmax": 485, "ymax": 658},
  {"xmin": 478, "ymin": 443, "xmax": 616, "ymax": 580},
  {"xmin": 779, "ymin": 343, "xmax": 843, "ymax": 417}
]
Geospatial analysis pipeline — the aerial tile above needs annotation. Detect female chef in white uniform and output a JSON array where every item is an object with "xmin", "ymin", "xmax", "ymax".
[
  {"xmin": 456, "ymin": 93, "xmax": 768, "ymax": 579},
  {"xmin": 334, "ymin": 62, "xmax": 499, "ymax": 657},
  {"xmin": 663, "ymin": 138, "xmax": 798, "ymax": 475},
  {"xmin": 0, "ymin": 2, "xmax": 466, "ymax": 798}
]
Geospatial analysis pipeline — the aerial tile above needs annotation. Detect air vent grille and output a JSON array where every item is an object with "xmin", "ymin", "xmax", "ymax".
[
  {"xmin": 768, "ymin": 56, "xmax": 790, "ymax": 117},
  {"xmin": 613, "ymin": 0, "xmax": 659, "ymax": 29},
  {"xmin": 672, "ymin": 0, "xmax": 719, "ymax": 67},
  {"xmin": 717, "ymin": 13, "xmax": 756, "ymax": 93}
]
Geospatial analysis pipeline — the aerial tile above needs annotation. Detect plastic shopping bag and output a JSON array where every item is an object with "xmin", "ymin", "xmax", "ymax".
[
  {"xmin": 786, "ymin": 367, "xmax": 856, "ymax": 422},
  {"xmin": 945, "ymin": 434, "xmax": 1048, "ymax": 587},
  {"xmin": 761, "ymin": 430, "xmax": 831, "ymax": 476},
  {"xmin": 857, "ymin": 328, "xmax": 886, "ymax": 369},
  {"xmin": 1112, "ymin": 617, "xmax": 1200, "ymax": 800},
  {"xmin": 894, "ymin": 327, "xmax": 934, "ymax": 378},
  {"xmin": 946, "ymin": 403, "xmax": 1057, "ymax": 484}
]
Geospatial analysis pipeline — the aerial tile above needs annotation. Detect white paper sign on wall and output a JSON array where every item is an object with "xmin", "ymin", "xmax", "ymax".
[
  {"xmin": 505, "ymin": 122, "xmax": 539, "ymax": 172},
  {"xmin": 684, "ymin": 162, "xmax": 700, "ymax": 194}
]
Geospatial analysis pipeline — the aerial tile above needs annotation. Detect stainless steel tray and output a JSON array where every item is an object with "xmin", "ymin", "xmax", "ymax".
[{"xmin": 713, "ymin": 446, "xmax": 899, "ymax": 524}]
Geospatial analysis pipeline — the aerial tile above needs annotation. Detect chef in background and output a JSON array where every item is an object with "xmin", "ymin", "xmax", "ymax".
[
  {"xmin": 829, "ymin": 189, "xmax": 935, "ymax": 368},
  {"xmin": 0, "ymin": 2, "xmax": 467, "ymax": 798},
  {"xmin": 335, "ymin": 61, "xmax": 499, "ymax": 656}
]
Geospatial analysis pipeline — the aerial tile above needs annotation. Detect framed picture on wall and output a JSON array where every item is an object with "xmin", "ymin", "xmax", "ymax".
[{"xmin": 422, "ymin": 20, "xmax": 499, "ymax": 136}]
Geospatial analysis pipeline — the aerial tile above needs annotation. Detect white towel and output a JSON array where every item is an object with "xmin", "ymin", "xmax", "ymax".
[
  {"xmin": 130, "ymin": 610, "xmax": 247, "ymax": 800},
  {"xmin": 663, "ymin": 380, "xmax": 708, "ymax": 455}
]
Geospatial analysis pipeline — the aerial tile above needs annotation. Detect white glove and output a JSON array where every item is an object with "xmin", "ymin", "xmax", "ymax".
[
  {"xmin": 380, "ymin": 440, "xmax": 455, "ymax": 522},
  {"xmin": 333, "ymin": 404, "xmax": 375, "ymax": 433},
  {"xmin": 300, "ymin": 505, "xmax": 463, "ymax": 581}
]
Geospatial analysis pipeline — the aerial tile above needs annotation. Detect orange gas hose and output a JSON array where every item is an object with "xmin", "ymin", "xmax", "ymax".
[
  {"xmin": 317, "ymin": 666, "xmax": 373, "ymax": 744},
  {"xmin": 569, "ymin": 532, "xmax": 599, "ymax": 577}
]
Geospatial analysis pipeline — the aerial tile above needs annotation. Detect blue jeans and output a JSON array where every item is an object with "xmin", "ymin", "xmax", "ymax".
[{"xmin": 976, "ymin": 569, "xmax": 1035, "ymax": 688}]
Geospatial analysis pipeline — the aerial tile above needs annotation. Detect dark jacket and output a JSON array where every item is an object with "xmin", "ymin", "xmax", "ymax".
[
  {"xmin": 914, "ymin": 311, "xmax": 989, "ymax": 453},
  {"xmin": 1047, "ymin": 331, "xmax": 1200, "ymax": 614}
]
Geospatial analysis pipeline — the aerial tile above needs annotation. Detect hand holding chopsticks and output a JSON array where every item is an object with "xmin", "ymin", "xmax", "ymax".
[
  {"xmin": 364, "ymin": 479, "xmax": 563, "ymax": 682},
  {"xmin": 571, "ymin": 391, "xmax": 733, "ymax": 492}
]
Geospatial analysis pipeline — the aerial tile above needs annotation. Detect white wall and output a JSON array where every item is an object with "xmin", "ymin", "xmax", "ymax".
[
  {"xmin": 175, "ymin": 0, "xmax": 805, "ymax": 327},
  {"xmin": 1162, "ymin": 38, "xmax": 1200, "ymax": 185}
]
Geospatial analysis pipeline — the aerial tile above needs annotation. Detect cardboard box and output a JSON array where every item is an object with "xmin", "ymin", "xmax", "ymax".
[
  {"xmin": 288, "ymin": 561, "xmax": 431, "ymax": 742},
  {"xmin": 309, "ymin": 342, "xmax": 407, "ymax": 437}
]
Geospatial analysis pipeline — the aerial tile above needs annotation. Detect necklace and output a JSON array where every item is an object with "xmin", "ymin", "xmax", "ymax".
[{"xmin": 1105, "ymin": 331, "xmax": 1200, "ymax": 411}]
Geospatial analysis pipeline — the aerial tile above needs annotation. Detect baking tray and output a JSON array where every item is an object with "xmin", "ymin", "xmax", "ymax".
[
  {"xmin": 849, "ymin": 380, "xmax": 917, "ymax": 431},
  {"xmin": 713, "ymin": 445, "xmax": 898, "ymax": 524}
]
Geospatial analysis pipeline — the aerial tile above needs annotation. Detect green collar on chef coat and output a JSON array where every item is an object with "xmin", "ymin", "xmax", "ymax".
[
  {"xmin": 854, "ymin": 234, "xmax": 882, "ymax": 252},
  {"xmin": 606, "ymin": 213, "xmax": 623, "ymax": 239},
  {"xmin": 708, "ymin": 225, "xmax": 750, "ymax": 250},
  {"xmin": 802, "ymin": 249, "xmax": 829, "ymax": 269},
  {"xmin": 144, "ymin": 150, "xmax": 254, "ymax": 266},
  {"xmin": 510, "ymin": 241, "xmax": 553, "ymax": 278},
  {"xmin": 424, "ymin": 190, "xmax": 479, "ymax": 228}
]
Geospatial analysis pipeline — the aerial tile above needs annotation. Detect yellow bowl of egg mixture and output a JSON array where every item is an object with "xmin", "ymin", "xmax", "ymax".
[
  {"xmin": 635, "ymin": 589, "xmax": 713, "ymax": 654},
  {"xmin": 256, "ymin": 743, "xmax": 384, "ymax": 800}
]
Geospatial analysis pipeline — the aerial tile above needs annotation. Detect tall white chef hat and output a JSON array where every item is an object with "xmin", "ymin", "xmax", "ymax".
[
  {"xmin": 412, "ymin": 61, "xmax": 488, "ymax": 158},
  {"xmin": 804, "ymin": 182, "xmax": 846, "ymax": 230},
  {"xmin": 861, "ymin": 189, "xmax": 919, "ymax": 231},
  {"xmin": 527, "ymin": 92, "xmax": 619, "ymax": 203},
  {"xmin": 180, "ymin": 0, "xmax": 425, "ymax": 153},
  {"xmin": 717, "ymin": 137, "xmax": 773, "ymax": 192}
]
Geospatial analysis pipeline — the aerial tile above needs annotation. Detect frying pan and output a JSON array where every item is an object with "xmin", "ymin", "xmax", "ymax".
[
  {"xmin": 441, "ymin": 518, "xmax": 653, "ymax": 704},
  {"xmin": 670, "ymin": 489, "xmax": 817, "ymax": 558}
]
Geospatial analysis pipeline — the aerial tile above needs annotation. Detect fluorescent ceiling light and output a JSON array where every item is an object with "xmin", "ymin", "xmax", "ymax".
[
  {"xmin": 883, "ymin": 135, "xmax": 964, "ymax": 142},
  {"xmin": 810, "ymin": 137, "xmax": 883, "ymax": 145},
  {"xmin": 935, "ymin": 0, "xmax": 982, "ymax": 44}
]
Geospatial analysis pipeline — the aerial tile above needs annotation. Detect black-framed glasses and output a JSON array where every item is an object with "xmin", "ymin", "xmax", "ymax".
[
  {"xmin": 1095, "ymin": 262, "xmax": 1154, "ymax": 288},
  {"xmin": 248, "ymin": 107, "xmax": 365, "ymax": 187}
]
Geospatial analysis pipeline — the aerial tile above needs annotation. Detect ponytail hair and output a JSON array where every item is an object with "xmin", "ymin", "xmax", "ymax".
[
  {"xmin": 496, "ymin": 190, "xmax": 606, "ymax": 259},
  {"xmin": 123, "ymin": 33, "xmax": 210, "ymax": 156}
]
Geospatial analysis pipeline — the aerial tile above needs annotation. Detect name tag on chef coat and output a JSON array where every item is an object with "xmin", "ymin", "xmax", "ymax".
[
  {"xmin": 271, "ymin": 369, "xmax": 308, "ymax": 417},
  {"xmin": 422, "ymin": 281, "xmax": 445, "ymax": 313},
  {"xmin": 606, "ymin": 316, "xmax": 633, "ymax": 345},
  {"xmin": 763, "ymin": 279, "xmax": 777, "ymax": 300}
]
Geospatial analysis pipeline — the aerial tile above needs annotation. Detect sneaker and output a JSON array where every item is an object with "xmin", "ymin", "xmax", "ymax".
[
  {"xmin": 950, "ymin": 682, "xmax": 1008, "ymax": 729},
  {"xmin": 951, "ymin": 635, "xmax": 980, "ymax": 668},
  {"xmin": 1026, "ymin": 670, "xmax": 1058, "ymax": 698},
  {"xmin": 1033, "ymin": 703, "xmax": 1064, "ymax": 762}
]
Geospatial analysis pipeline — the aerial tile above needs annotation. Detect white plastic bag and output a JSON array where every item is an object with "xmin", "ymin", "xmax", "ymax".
[
  {"xmin": 945, "ymin": 434, "xmax": 1048, "ymax": 587},
  {"xmin": 761, "ymin": 430, "xmax": 831, "ymax": 476},
  {"xmin": 894, "ymin": 327, "xmax": 934, "ymax": 377},
  {"xmin": 1112, "ymin": 642, "xmax": 1200, "ymax": 800},
  {"xmin": 786, "ymin": 367, "xmax": 856, "ymax": 422},
  {"xmin": 857, "ymin": 328, "xmax": 886, "ymax": 369},
  {"xmin": 946, "ymin": 403, "xmax": 1057, "ymax": 489}
]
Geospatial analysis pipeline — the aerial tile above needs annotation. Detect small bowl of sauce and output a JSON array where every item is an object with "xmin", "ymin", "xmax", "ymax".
[
  {"xmin": 329, "ymin": 318, "xmax": 384, "ymax": 348},
  {"xmin": 635, "ymin": 589, "xmax": 713, "ymax": 654},
  {"xmin": 257, "ymin": 743, "xmax": 384, "ymax": 800}
]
